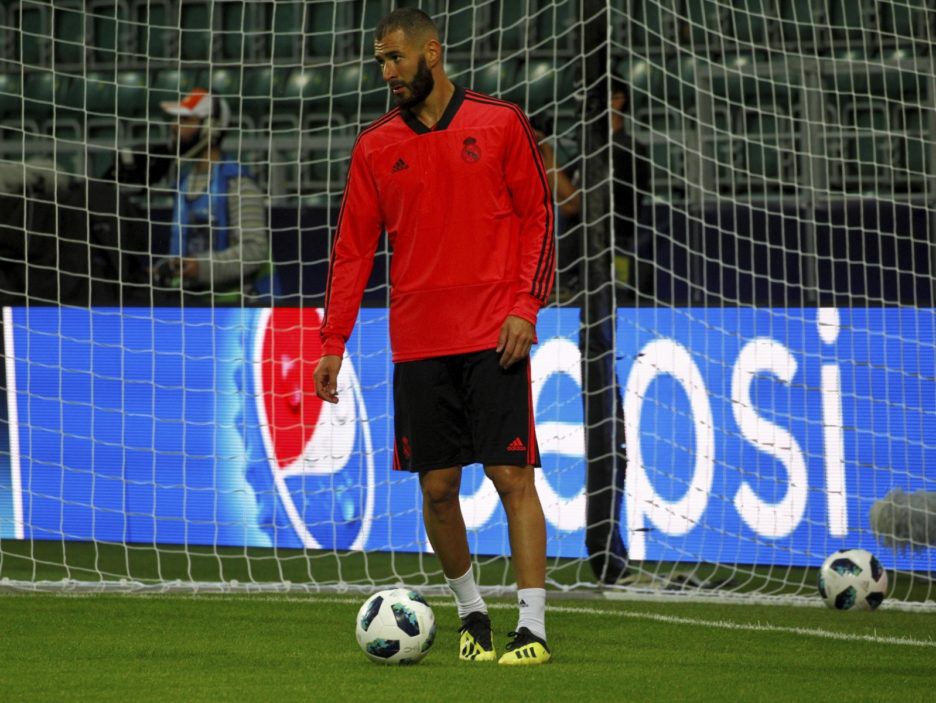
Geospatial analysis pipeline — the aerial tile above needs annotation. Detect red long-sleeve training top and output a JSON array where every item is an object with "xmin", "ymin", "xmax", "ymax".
[{"xmin": 320, "ymin": 86, "xmax": 555, "ymax": 363}]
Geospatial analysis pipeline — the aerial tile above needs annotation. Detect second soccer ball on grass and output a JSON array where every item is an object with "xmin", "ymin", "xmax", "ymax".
[{"xmin": 818, "ymin": 548, "xmax": 888, "ymax": 611}]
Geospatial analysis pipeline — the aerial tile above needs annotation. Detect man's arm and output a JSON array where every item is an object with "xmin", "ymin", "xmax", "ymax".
[
  {"xmin": 190, "ymin": 176, "xmax": 267, "ymax": 288},
  {"xmin": 314, "ymin": 354, "xmax": 342, "ymax": 404},
  {"xmin": 319, "ymin": 139, "xmax": 384, "ymax": 359},
  {"xmin": 499, "ymin": 109, "xmax": 556, "ymax": 367}
]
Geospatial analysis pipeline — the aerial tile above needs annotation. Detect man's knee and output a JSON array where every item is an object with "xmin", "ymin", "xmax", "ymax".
[
  {"xmin": 419, "ymin": 467, "xmax": 462, "ymax": 507},
  {"xmin": 484, "ymin": 465, "xmax": 535, "ymax": 499}
]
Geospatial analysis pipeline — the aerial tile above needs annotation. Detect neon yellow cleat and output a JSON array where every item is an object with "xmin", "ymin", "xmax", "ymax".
[
  {"xmin": 497, "ymin": 628, "xmax": 551, "ymax": 665},
  {"xmin": 458, "ymin": 611, "xmax": 496, "ymax": 662}
]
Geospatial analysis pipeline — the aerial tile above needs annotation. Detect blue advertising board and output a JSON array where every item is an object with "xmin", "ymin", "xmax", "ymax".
[
  {"xmin": 2, "ymin": 306, "xmax": 934, "ymax": 570},
  {"xmin": 1, "ymin": 309, "xmax": 19, "ymax": 539}
]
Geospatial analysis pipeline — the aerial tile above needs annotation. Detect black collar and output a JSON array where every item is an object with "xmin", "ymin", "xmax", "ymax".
[{"xmin": 400, "ymin": 84, "xmax": 465, "ymax": 135}]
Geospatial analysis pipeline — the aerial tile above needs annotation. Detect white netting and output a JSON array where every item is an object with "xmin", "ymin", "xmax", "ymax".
[{"xmin": 0, "ymin": 1, "xmax": 934, "ymax": 607}]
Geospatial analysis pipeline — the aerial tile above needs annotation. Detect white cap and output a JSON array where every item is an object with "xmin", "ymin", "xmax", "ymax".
[{"xmin": 160, "ymin": 87, "xmax": 213, "ymax": 119}]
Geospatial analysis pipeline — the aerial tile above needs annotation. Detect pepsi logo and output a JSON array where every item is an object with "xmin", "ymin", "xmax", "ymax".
[{"xmin": 251, "ymin": 308, "xmax": 375, "ymax": 550}]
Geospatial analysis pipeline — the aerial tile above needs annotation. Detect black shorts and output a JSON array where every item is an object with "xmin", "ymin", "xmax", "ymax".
[{"xmin": 392, "ymin": 349, "xmax": 541, "ymax": 472}]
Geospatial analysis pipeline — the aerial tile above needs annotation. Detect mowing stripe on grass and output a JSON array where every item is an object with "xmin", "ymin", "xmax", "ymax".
[
  {"xmin": 544, "ymin": 603, "xmax": 936, "ymax": 649},
  {"xmin": 27, "ymin": 592, "xmax": 936, "ymax": 649}
]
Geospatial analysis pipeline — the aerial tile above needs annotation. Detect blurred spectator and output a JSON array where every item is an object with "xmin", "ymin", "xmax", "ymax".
[
  {"xmin": 152, "ymin": 88, "xmax": 277, "ymax": 306},
  {"xmin": 611, "ymin": 81, "xmax": 652, "ymax": 302}
]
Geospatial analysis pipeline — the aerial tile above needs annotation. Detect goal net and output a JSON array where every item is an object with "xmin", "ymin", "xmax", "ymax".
[{"xmin": 1, "ymin": 0, "xmax": 934, "ymax": 606}]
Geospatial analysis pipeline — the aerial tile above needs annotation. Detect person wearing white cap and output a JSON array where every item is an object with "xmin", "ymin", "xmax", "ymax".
[{"xmin": 156, "ymin": 87, "xmax": 277, "ymax": 305}]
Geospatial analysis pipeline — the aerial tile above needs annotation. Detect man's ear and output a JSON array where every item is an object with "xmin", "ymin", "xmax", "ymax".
[{"xmin": 424, "ymin": 37, "xmax": 442, "ymax": 68}]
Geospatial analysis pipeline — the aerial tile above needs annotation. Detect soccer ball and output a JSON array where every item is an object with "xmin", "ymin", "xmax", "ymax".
[
  {"xmin": 355, "ymin": 588, "xmax": 436, "ymax": 664},
  {"xmin": 818, "ymin": 548, "xmax": 888, "ymax": 611}
]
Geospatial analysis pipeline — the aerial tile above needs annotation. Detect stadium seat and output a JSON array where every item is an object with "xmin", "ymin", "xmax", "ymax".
[
  {"xmin": 873, "ymin": 50, "xmax": 927, "ymax": 99},
  {"xmin": 664, "ymin": 55, "xmax": 699, "ymax": 114},
  {"xmin": 844, "ymin": 101, "xmax": 888, "ymax": 182},
  {"xmin": 616, "ymin": 56, "xmax": 664, "ymax": 119},
  {"xmin": 507, "ymin": 59, "xmax": 576, "ymax": 114},
  {"xmin": 880, "ymin": 0, "xmax": 930, "ymax": 51},
  {"xmin": 148, "ymin": 69, "xmax": 196, "ymax": 119},
  {"xmin": 84, "ymin": 71, "xmax": 117, "ymax": 140},
  {"xmin": 445, "ymin": 60, "xmax": 471, "ymax": 87},
  {"xmin": 23, "ymin": 70, "xmax": 58, "ymax": 125},
  {"xmin": 902, "ymin": 107, "xmax": 928, "ymax": 178},
  {"xmin": 115, "ymin": 71, "xmax": 147, "ymax": 120},
  {"xmin": 828, "ymin": 0, "xmax": 876, "ymax": 49},
  {"xmin": 777, "ymin": 0, "xmax": 820, "ymax": 49},
  {"xmin": 744, "ymin": 112, "xmax": 793, "ymax": 184},
  {"xmin": 304, "ymin": 148, "xmax": 332, "ymax": 186},
  {"xmin": 331, "ymin": 63, "xmax": 363, "ymax": 119},
  {"xmin": 440, "ymin": 0, "xmax": 476, "ymax": 53},
  {"xmin": 17, "ymin": 2, "xmax": 48, "ymax": 66},
  {"xmin": 219, "ymin": 1, "xmax": 248, "ymax": 61},
  {"xmin": 825, "ymin": 49, "xmax": 926, "ymax": 101},
  {"xmin": 710, "ymin": 53, "xmax": 793, "ymax": 129},
  {"xmin": 180, "ymin": 1, "xmax": 213, "ymax": 63},
  {"xmin": 204, "ymin": 67, "xmax": 243, "ymax": 121},
  {"xmin": 137, "ymin": 0, "xmax": 176, "ymax": 61},
  {"xmin": 304, "ymin": 2, "xmax": 340, "ymax": 58},
  {"xmin": 57, "ymin": 74, "xmax": 86, "ymax": 137},
  {"xmin": 274, "ymin": 66, "xmax": 332, "ymax": 130},
  {"xmin": 89, "ymin": 1, "xmax": 129, "ymax": 66},
  {"xmin": 0, "ymin": 73, "xmax": 23, "ymax": 122},
  {"xmin": 301, "ymin": 137, "xmax": 352, "ymax": 191},
  {"xmin": 86, "ymin": 128, "xmax": 118, "ymax": 178},
  {"xmin": 498, "ymin": 0, "xmax": 528, "ymax": 51},
  {"xmin": 470, "ymin": 60, "xmax": 519, "ymax": 99},
  {"xmin": 241, "ymin": 66, "xmax": 289, "ymax": 127},
  {"xmin": 532, "ymin": 0, "xmax": 577, "ymax": 50},
  {"xmin": 268, "ymin": 1, "xmax": 304, "ymax": 61},
  {"xmin": 648, "ymin": 139, "xmax": 685, "ymax": 197},
  {"xmin": 53, "ymin": 2, "xmax": 85, "ymax": 66},
  {"xmin": 359, "ymin": 0, "xmax": 387, "ymax": 30},
  {"xmin": 628, "ymin": 0, "xmax": 679, "ymax": 55},
  {"xmin": 113, "ymin": 71, "xmax": 147, "ymax": 140},
  {"xmin": 729, "ymin": 0, "xmax": 772, "ymax": 45},
  {"xmin": 520, "ymin": 60, "xmax": 557, "ymax": 107},
  {"xmin": 360, "ymin": 63, "xmax": 390, "ymax": 117},
  {"xmin": 684, "ymin": 0, "xmax": 724, "ymax": 49}
]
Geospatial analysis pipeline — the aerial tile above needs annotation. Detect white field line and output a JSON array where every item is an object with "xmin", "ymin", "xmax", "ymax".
[{"xmin": 24, "ymin": 592, "xmax": 936, "ymax": 649}]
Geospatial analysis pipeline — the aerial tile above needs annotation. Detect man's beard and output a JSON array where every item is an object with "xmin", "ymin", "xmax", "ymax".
[
  {"xmin": 173, "ymin": 129, "xmax": 206, "ymax": 159},
  {"xmin": 392, "ymin": 57, "xmax": 434, "ymax": 108}
]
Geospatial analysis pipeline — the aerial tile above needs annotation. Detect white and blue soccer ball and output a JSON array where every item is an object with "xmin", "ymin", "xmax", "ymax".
[
  {"xmin": 818, "ymin": 548, "xmax": 888, "ymax": 611},
  {"xmin": 355, "ymin": 588, "xmax": 436, "ymax": 664}
]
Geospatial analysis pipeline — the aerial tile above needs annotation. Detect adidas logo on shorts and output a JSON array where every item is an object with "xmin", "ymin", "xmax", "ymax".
[{"xmin": 507, "ymin": 437, "xmax": 526, "ymax": 452}]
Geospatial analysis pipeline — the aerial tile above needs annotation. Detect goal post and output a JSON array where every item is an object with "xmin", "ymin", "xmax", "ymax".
[{"xmin": 0, "ymin": 0, "xmax": 935, "ymax": 607}]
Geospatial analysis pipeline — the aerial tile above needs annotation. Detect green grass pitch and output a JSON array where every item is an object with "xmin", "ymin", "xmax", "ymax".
[
  {"xmin": 1, "ymin": 542, "xmax": 934, "ymax": 701},
  {"xmin": 1, "ymin": 592, "xmax": 934, "ymax": 702}
]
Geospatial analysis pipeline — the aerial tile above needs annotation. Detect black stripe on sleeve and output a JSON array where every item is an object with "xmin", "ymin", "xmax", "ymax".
[
  {"xmin": 463, "ymin": 92, "xmax": 555, "ymax": 303},
  {"xmin": 322, "ymin": 109, "xmax": 400, "ymax": 327}
]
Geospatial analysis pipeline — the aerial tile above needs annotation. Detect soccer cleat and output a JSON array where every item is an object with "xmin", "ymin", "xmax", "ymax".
[
  {"xmin": 458, "ymin": 611, "xmax": 496, "ymax": 662},
  {"xmin": 497, "ymin": 627, "xmax": 551, "ymax": 665}
]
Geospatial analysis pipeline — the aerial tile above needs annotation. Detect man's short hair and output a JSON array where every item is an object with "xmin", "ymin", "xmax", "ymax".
[{"xmin": 375, "ymin": 8, "xmax": 439, "ymax": 42}]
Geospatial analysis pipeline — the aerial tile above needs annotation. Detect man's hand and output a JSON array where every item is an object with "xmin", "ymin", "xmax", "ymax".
[
  {"xmin": 178, "ymin": 258, "xmax": 200, "ymax": 280},
  {"xmin": 314, "ymin": 354, "xmax": 343, "ymax": 403},
  {"xmin": 496, "ymin": 315, "xmax": 535, "ymax": 369}
]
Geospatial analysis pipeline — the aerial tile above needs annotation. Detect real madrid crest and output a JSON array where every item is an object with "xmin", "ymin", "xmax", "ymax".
[{"xmin": 461, "ymin": 136, "xmax": 481, "ymax": 163}]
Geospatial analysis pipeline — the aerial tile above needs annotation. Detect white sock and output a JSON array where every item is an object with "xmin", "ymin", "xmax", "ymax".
[
  {"xmin": 445, "ymin": 566, "xmax": 487, "ymax": 619},
  {"xmin": 516, "ymin": 587, "xmax": 547, "ymax": 642}
]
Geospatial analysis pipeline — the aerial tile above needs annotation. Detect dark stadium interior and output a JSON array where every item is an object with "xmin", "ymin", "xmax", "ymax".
[{"xmin": 1, "ymin": 0, "xmax": 934, "ymax": 306}]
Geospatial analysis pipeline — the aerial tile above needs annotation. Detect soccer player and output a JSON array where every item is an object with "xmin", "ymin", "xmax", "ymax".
[{"xmin": 313, "ymin": 8, "xmax": 555, "ymax": 666}]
